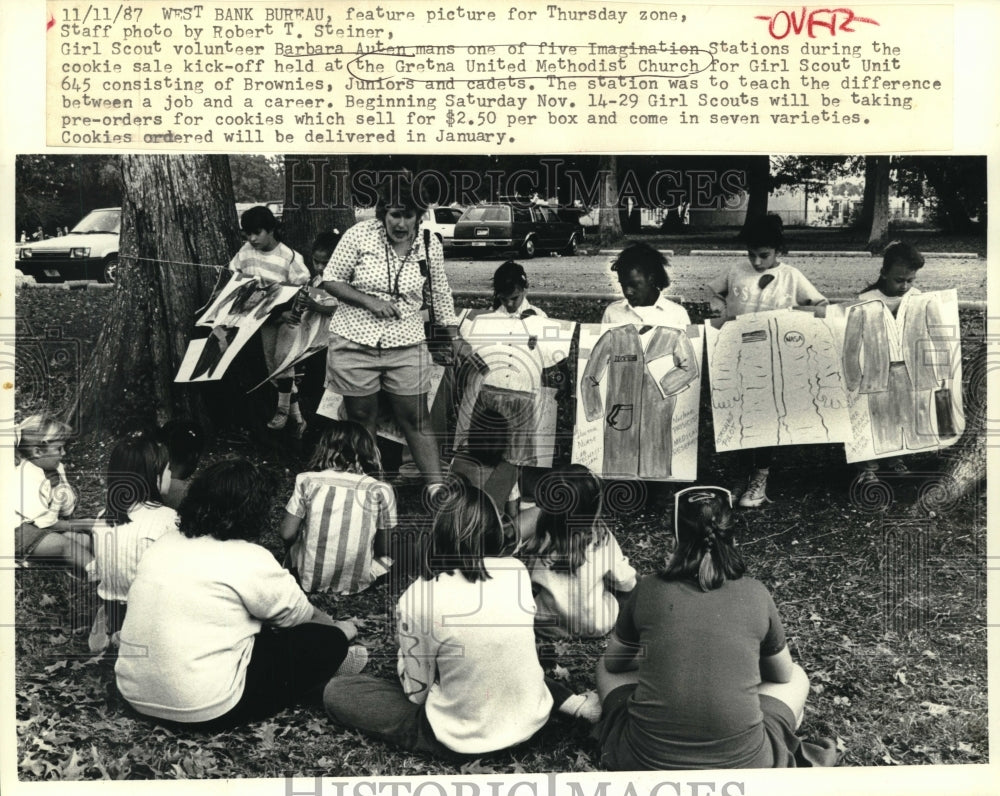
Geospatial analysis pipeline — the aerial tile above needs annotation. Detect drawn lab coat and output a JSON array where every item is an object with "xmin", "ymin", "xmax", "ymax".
[
  {"xmin": 842, "ymin": 291, "xmax": 951, "ymax": 453},
  {"xmin": 580, "ymin": 324, "xmax": 697, "ymax": 479}
]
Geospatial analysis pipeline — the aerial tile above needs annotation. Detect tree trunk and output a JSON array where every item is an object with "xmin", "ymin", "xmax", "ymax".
[
  {"xmin": 283, "ymin": 156, "xmax": 356, "ymax": 259},
  {"xmin": 74, "ymin": 155, "xmax": 241, "ymax": 433},
  {"xmin": 737, "ymin": 156, "xmax": 771, "ymax": 240},
  {"xmin": 597, "ymin": 155, "xmax": 623, "ymax": 246},
  {"xmin": 865, "ymin": 155, "xmax": 891, "ymax": 252},
  {"xmin": 856, "ymin": 156, "xmax": 877, "ymax": 231},
  {"xmin": 911, "ymin": 338, "xmax": 986, "ymax": 516}
]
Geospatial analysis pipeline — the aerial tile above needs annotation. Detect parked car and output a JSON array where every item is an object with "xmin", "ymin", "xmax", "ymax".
[
  {"xmin": 451, "ymin": 202, "xmax": 580, "ymax": 258},
  {"xmin": 420, "ymin": 206, "xmax": 465, "ymax": 254},
  {"xmin": 16, "ymin": 207, "xmax": 120, "ymax": 283}
]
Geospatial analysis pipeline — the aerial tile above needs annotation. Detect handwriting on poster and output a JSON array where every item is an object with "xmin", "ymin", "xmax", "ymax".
[{"xmin": 48, "ymin": 1, "xmax": 953, "ymax": 152}]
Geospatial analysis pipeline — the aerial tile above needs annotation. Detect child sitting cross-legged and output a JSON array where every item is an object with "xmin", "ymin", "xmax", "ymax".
[
  {"xmin": 87, "ymin": 432, "xmax": 179, "ymax": 652},
  {"xmin": 279, "ymin": 419, "xmax": 396, "ymax": 594},
  {"xmin": 324, "ymin": 477, "xmax": 602, "ymax": 760},
  {"xmin": 594, "ymin": 486, "xmax": 836, "ymax": 770}
]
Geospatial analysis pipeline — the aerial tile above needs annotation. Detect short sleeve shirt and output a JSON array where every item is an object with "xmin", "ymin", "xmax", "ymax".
[
  {"xmin": 602, "ymin": 291, "xmax": 691, "ymax": 329},
  {"xmin": 615, "ymin": 576, "xmax": 786, "ymax": 750},
  {"xmin": 229, "ymin": 241, "xmax": 309, "ymax": 286},
  {"xmin": 708, "ymin": 261, "xmax": 826, "ymax": 319},
  {"xmin": 323, "ymin": 218, "xmax": 457, "ymax": 348}
]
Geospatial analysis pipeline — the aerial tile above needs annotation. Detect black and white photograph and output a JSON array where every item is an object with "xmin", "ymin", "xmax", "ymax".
[
  {"xmin": 10, "ymin": 151, "xmax": 988, "ymax": 780},
  {"xmin": 2, "ymin": 1, "xmax": 996, "ymax": 794}
]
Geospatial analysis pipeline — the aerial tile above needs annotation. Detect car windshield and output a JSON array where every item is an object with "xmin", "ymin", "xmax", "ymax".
[
  {"xmin": 434, "ymin": 208, "xmax": 463, "ymax": 223},
  {"xmin": 71, "ymin": 209, "xmax": 121, "ymax": 234},
  {"xmin": 462, "ymin": 206, "xmax": 511, "ymax": 222}
]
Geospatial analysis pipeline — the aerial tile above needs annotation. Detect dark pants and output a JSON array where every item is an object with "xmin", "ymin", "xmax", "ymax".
[
  {"xmin": 324, "ymin": 674, "xmax": 573, "ymax": 758},
  {"xmin": 153, "ymin": 623, "xmax": 350, "ymax": 733}
]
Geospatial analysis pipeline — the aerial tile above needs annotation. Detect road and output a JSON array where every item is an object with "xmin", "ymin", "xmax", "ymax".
[{"xmin": 443, "ymin": 253, "xmax": 987, "ymax": 303}]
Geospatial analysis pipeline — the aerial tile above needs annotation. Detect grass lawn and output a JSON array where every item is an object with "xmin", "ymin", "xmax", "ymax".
[
  {"xmin": 13, "ymin": 286, "xmax": 988, "ymax": 780},
  {"xmin": 589, "ymin": 223, "xmax": 988, "ymax": 257}
]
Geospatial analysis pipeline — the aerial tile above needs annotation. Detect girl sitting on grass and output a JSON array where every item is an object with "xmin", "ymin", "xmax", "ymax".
[
  {"xmin": 324, "ymin": 477, "xmax": 600, "ymax": 760},
  {"xmin": 87, "ymin": 433, "xmax": 179, "ymax": 652},
  {"xmin": 519, "ymin": 463, "xmax": 636, "ymax": 639},
  {"xmin": 594, "ymin": 485, "xmax": 833, "ymax": 770},
  {"xmin": 116, "ymin": 458, "xmax": 365, "ymax": 731},
  {"xmin": 279, "ymin": 419, "xmax": 396, "ymax": 594}
]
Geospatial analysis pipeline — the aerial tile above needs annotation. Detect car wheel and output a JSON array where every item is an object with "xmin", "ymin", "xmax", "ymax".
[
  {"xmin": 521, "ymin": 238, "xmax": 536, "ymax": 258},
  {"xmin": 564, "ymin": 234, "xmax": 578, "ymax": 256},
  {"xmin": 100, "ymin": 256, "xmax": 119, "ymax": 284}
]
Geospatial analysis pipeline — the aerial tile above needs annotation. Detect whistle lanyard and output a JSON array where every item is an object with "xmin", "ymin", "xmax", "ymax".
[{"xmin": 384, "ymin": 237, "xmax": 416, "ymax": 299}]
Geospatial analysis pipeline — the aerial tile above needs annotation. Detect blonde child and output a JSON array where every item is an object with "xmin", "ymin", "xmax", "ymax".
[
  {"xmin": 229, "ymin": 205, "xmax": 311, "ymax": 432},
  {"xmin": 520, "ymin": 464, "xmax": 636, "ymax": 639},
  {"xmin": 279, "ymin": 419, "xmax": 396, "ymax": 594},
  {"xmin": 88, "ymin": 433, "xmax": 179, "ymax": 651},
  {"xmin": 707, "ymin": 214, "xmax": 829, "ymax": 507},
  {"xmin": 14, "ymin": 415, "xmax": 91, "ymax": 577},
  {"xmin": 324, "ymin": 477, "xmax": 600, "ymax": 759}
]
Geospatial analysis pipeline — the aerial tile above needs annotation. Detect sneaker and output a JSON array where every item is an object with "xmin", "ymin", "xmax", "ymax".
[
  {"xmin": 730, "ymin": 476, "xmax": 749, "ymax": 502},
  {"xmin": 738, "ymin": 470, "xmax": 771, "ymax": 508},
  {"xmin": 560, "ymin": 690, "xmax": 603, "ymax": 723},
  {"xmin": 888, "ymin": 459, "xmax": 910, "ymax": 474},
  {"xmin": 855, "ymin": 469, "xmax": 879, "ymax": 486},
  {"xmin": 267, "ymin": 408, "xmax": 289, "ymax": 430},
  {"xmin": 335, "ymin": 645, "xmax": 369, "ymax": 677}
]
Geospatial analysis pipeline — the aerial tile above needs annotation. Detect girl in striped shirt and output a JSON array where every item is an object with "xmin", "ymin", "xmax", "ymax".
[{"xmin": 280, "ymin": 419, "xmax": 396, "ymax": 595}]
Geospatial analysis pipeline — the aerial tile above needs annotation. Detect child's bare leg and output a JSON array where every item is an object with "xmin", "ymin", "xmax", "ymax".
[
  {"xmin": 32, "ymin": 532, "xmax": 92, "ymax": 579},
  {"xmin": 758, "ymin": 663, "xmax": 809, "ymax": 729}
]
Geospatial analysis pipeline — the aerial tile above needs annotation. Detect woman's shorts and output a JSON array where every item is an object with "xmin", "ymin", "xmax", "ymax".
[{"xmin": 325, "ymin": 334, "xmax": 433, "ymax": 397}]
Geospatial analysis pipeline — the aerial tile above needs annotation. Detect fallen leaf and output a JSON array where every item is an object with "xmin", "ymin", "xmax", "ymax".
[
  {"xmin": 921, "ymin": 701, "xmax": 953, "ymax": 716},
  {"xmin": 552, "ymin": 664, "xmax": 571, "ymax": 680}
]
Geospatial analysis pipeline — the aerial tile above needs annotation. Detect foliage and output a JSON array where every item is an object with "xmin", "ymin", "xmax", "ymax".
[
  {"xmin": 229, "ymin": 155, "xmax": 284, "ymax": 203},
  {"xmin": 13, "ymin": 285, "xmax": 987, "ymax": 779},
  {"xmin": 15, "ymin": 155, "xmax": 121, "ymax": 236}
]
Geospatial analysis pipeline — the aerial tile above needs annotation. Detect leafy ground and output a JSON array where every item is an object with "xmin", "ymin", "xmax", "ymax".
[{"xmin": 13, "ymin": 284, "xmax": 988, "ymax": 780}]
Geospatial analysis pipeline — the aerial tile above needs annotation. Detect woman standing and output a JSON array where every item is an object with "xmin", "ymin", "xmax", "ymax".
[{"xmin": 321, "ymin": 174, "xmax": 467, "ymax": 490}]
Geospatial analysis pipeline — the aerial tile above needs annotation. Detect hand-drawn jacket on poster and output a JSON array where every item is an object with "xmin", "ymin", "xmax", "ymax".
[
  {"xmin": 830, "ymin": 288, "xmax": 963, "ymax": 463},
  {"xmin": 575, "ymin": 324, "xmax": 702, "ymax": 480},
  {"xmin": 705, "ymin": 310, "xmax": 850, "ymax": 452},
  {"xmin": 452, "ymin": 312, "xmax": 575, "ymax": 468}
]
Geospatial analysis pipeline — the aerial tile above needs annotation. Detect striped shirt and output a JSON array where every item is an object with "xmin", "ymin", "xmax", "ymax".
[
  {"xmin": 285, "ymin": 469, "xmax": 396, "ymax": 594},
  {"xmin": 229, "ymin": 241, "xmax": 310, "ymax": 286}
]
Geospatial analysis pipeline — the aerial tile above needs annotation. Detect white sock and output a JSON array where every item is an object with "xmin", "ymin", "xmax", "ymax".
[{"xmin": 559, "ymin": 690, "xmax": 602, "ymax": 723}]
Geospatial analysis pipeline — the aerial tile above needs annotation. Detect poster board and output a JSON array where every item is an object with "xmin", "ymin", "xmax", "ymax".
[
  {"xmin": 826, "ymin": 289, "xmax": 965, "ymax": 464},
  {"xmin": 573, "ymin": 322, "xmax": 703, "ymax": 481}
]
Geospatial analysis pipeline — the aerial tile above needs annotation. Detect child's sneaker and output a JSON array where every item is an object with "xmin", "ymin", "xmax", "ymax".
[
  {"xmin": 738, "ymin": 469, "xmax": 771, "ymax": 508},
  {"xmin": 267, "ymin": 408, "xmax": 289, "ymax": 430},
  {"xmin": 335, "ymin": 645, "xmax": 369, "ymax": 677},
  {"xmin": 888, "ymin": 459, "xmax": 909, "ymax": 474},
  {"xmin": 560, "ymin": 690, "xmax": 603, "ymax": 723},
  {"xmin": 856, "ymin": 469, "xmax": 879, "ymax": 486}
]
